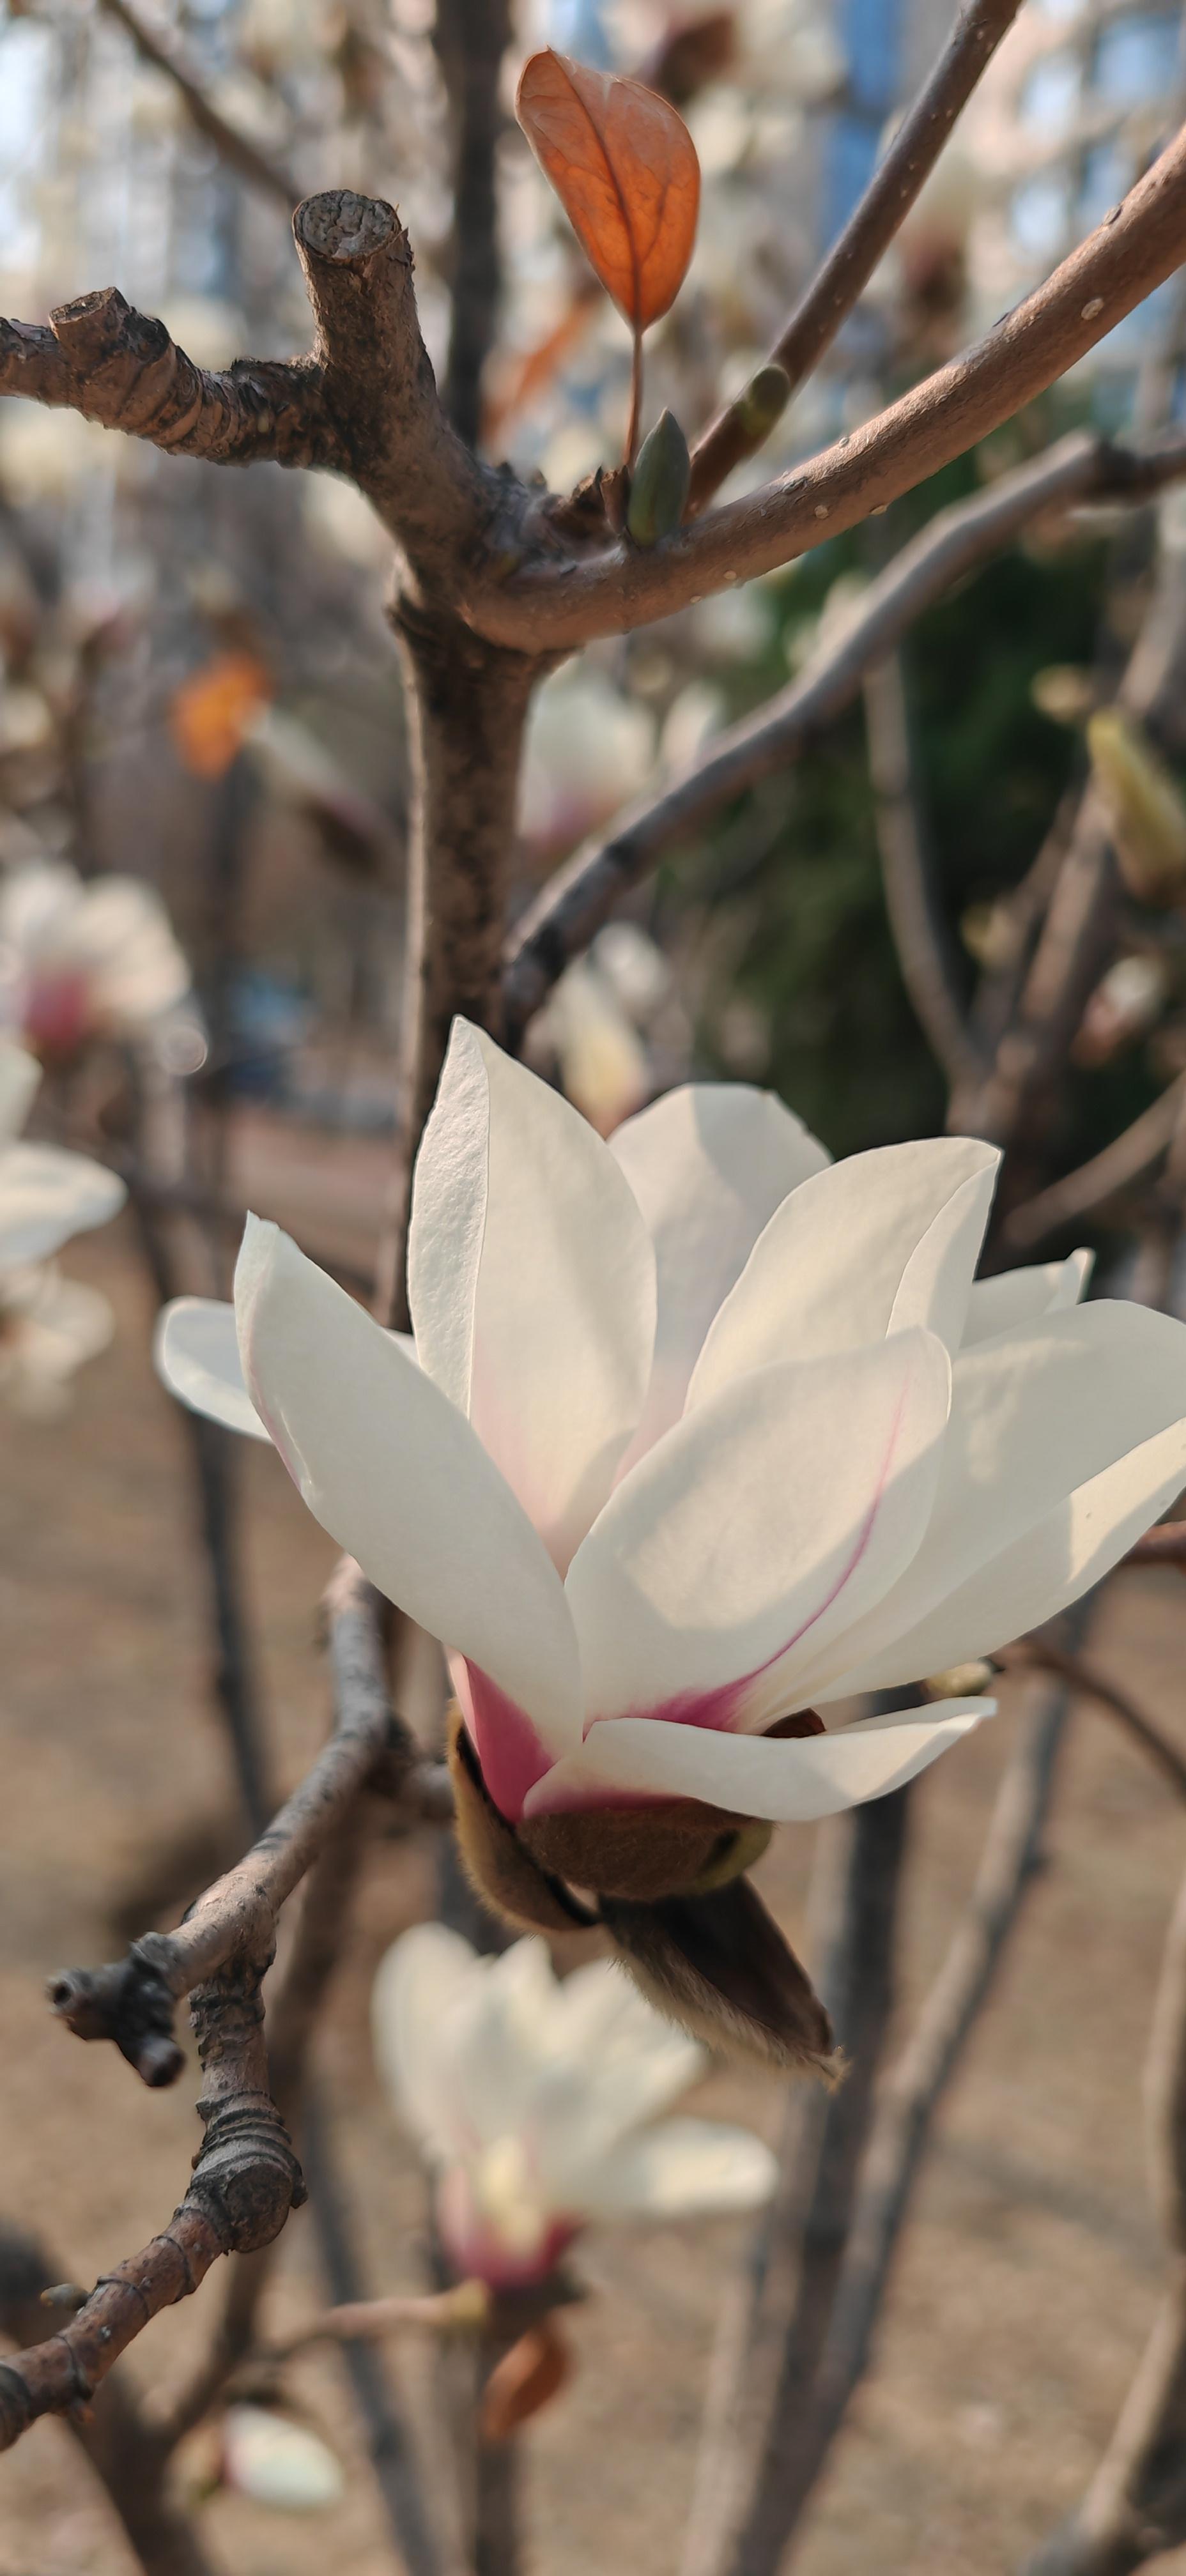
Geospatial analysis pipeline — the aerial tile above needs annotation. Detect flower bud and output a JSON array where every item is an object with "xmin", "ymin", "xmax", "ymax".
[
  {"xmin": 1088, "ymin": 709, "xmax": 1186, "ymax": 903},
  {"xmin": 627, "ymin": 410, "xmax": 691, "ymax": 547},
  {"xmin": 734, "ymin": 363, "xmax": 792, "ymax": 443}
]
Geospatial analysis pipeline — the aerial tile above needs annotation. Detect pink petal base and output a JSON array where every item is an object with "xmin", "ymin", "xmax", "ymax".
[
  {"xmin": 456, "ymin": 1661, "xmax": 558, "ymax": 1821},
  {"xmin": 436, "ymin": 2170, "xmax": 580, "ymax": 2291},
  {"xmin": 22, "ymin": 970, "xmax": 93, "ymax": 1062}
]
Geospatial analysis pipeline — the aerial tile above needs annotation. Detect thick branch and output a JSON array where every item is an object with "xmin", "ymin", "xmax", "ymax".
[
  {"xmin": 0, "ymin": 2229, "xmax": 213, "ymax": 2576},
  {"xmin": 503, "ymin": 431, "xmax": 1186, "ymax": 1035},
  {"xmin": 291, "ymin": 193, "xmax": 497, "ymax": 590},
  {"xmin": 686, "ymin": 0, "xmax": 1025, "ymax": 511},
  {"xmin": 0, "ymin": 279, "xmax": 335, "ymax": 466},
  {"xmin": 475, "ymin": 132, "xmax": 1186, "ymax": 650},
  {"xmin": 0, "ymin": 1951, "xmax": 304, "ymax": 2452},
  {"xmin": 98, "ymin": 0, "xmax": 300, "ymax": 208},
  {"xmin": 48, "ymin": 1561, "xmax": 436, "ymax": 2086}
]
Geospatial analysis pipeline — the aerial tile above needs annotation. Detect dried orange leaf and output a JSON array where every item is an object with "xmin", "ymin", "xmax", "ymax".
[
  {"xmin": 480, "ymin": 2320, "xmax": 571, "ymax": 2442},
  {"xmin": 516, "ymin": 50, "xmax": 700, "ymax": 333},
  {"xmin": 169, "ymin": 650, "xmax": 272, "ymax": 781}
]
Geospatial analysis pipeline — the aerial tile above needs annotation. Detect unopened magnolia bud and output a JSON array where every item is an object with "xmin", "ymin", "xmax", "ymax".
[
  {"xmin": 1031, "ymin": 663, "xmax": 1094, "ymax": 725},
  {"xmin": 1075, "ymin": 952, "xmax": 1170, "ymax": 1066},
  {"xmin": 924, "ymin": 1662, "xmax": 995, "ymax": 1699},
  {"xmin": 1088, "ymin": 709, "xmax": 1186, "ymax": 903},
  {"xmin": 627, "ymin": 411, "xmax": 691, "ymax": 547},
  {"xmin": 734, "ymin": 363, "xmax": 791, "ymax": 442}
]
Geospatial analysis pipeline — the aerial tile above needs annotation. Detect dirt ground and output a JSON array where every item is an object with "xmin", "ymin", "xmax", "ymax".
[{"xmin": 3, "ymin": 1115, "xmax": 1186, "ymax": 2575}]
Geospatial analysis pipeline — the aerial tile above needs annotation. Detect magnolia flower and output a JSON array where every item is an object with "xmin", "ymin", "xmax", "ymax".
[
  {"xmin": 373, "ymin": 1926, "xmax": 777, "ymax": 2288},
  {"xmin": 0, "ymin": 1039, "xmax": 124, "ymax": 1411},
  {"xmin": 155, "ymin": 1023, "xmax": 1186, "ymax": 2063},
  {"xmin": 0, "ymin": 860, "xmax": 190, "ymax": 1059}
]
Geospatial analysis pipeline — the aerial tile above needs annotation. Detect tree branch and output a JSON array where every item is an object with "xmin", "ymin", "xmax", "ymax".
[
  {"xmin": 98, "ymin": 0, "xmax": 300, "ymax": 209},
  {"xmin": 1001, "ymin": 1078, "xmax": 1186, "ymax": 1252},
  {"xmin": 863, "ymin": 648, "xmax": 983, "ymax": 1087},
  {"xmin": 433, "ymin": 0, "xmax": 512, "ymax": 446},
  {"xmin": 0, "ymin": 2228, "xmax": 213, "ymax": 2576},
  {"xmin": 998, "ymin": 1638, "xmax": 1186, "ymax": 1803},
  {"xmin": 684, "ymin": 1782, "xmax": 913, "ymax": 2576},
  {"xmin": 755, "ymin": 1675, "xmax": 1072, "ymax": 2559},
  {"xmin": 47, "ymin": 1560, "xmax": 438, "ymax": 2088},
  {"xmin": 475, "ymin": 128, "xmax": 1186, "ymax": 648},
  {"xmin": 503, "ymin": 431, "xmax": 1186, "ymax": 1036},
  {"xmin": 1022, "ymin": 1861, "xmax": 1186, "ymax": 2575},
  {"xmin": 0, "ymin": 295, "xmax": 332, "ymax": 468},
  {"xmin": 686, "ymin": 0, "xmax": 1026, "ymax": 512},
  {"xmin": 0, "ymin": 1565, "xmax": 449, "ymax": 2459}
]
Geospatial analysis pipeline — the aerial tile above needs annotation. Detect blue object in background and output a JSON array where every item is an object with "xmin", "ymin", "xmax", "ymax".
[
  {"xmin": 546, "ymin": 0, "xmax": 613, "ymax": 67},
  {"xmin": 821, "ymin": 0, "xmax": 904, "ymax": 248}
]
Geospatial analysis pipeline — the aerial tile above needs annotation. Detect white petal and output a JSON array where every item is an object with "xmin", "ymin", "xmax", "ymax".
[
  {"xmin": 609, "ymin": 1083, "xmax": 830, "ymax": 1460},
  {"xmin": 372, "ymin": 1925, "xmax": 484, "ymax": 2158},
  {"xmin": 0, "ymin": 1041, "xmax": 39, "ymax": 1144},
  {"xmin": 408, "ymin": 1019, "xmax": 656, "ymax": 1569},
  {"xmin": 961, "ymin": 1248, "xmax": 1092, "ymax": 1347},
  {"xmin": 566, "ymin": 1331, "xmax": 951, "ymax": 1730},
  {"xmin": 71, "ymin": 880, "xmax": 190, "ymax": 1022},
  {"xmin": 580, "ymin": 2117, "xmax": 778, "ymax": 2222},
  {"xmin": 0, "ymin": 861, "xmax": 79, "ymax": 955},
  {"xmin": 221, "ymin": 2407, "xmax": 344, "ymax": 2511},
  {"xmin": 691, "ymin": 1138, "xmax": 998, "ymax": 1407},
  {"xmin": 819, "ymin": 1300, "xmax": 1186, "ymax": 1697},
  {"xmin": 0, "ymin": 1140, "xmax": 125, "ymax": 1266},
  {"xmin": 236, "ymin": 1217, "xmax": 583, "ymax": 1752},
  {"xmin": 525, "ymin": 1698, "xmax": 992, "ymax": 1822},
  {"xmin": 155, "ymin": 1298, "xmax": 272, "ymax": 1441}
]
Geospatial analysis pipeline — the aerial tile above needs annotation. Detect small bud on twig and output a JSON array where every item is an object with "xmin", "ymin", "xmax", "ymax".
[{"xmin": 627, "ymin": 410, "xmax": 691, "ymax": 546}]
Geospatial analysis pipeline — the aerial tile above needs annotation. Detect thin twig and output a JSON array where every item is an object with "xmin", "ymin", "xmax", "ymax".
[
  {"xmin": 433, "ymin": 0, "xmax": 512, "ymax": 446},
  {"xmin": 1125, "ymin": 1522, "xmax": 1186, "ymax": 1570},
  {"xmin": 1002, "ymin": 1078, "xmax": 1186, "ymax": 1251},
  {"xmin": 686, "ymin": 0, "xmax": 1026, "ymax": 511},
  {"xmin": 503, "ymin": 431, "xmax": 1186, "ymax": 1036},
  {"xmin": 48, "ymin": 1562, "xmax": 438, "ymax": 2087},
  {"xmin": 737, "ymin": 1676, "xmax": 1071, "ymax": 2566},
  {"xmin": 98, "ymin": 0, "xmax": 300, "ymax": 208},
  {"xmin": 999, "ymin": 1637, "xmax": 1186, "ymax": 1803},
  {"xmin": 863, "ymin": 648, "xmax": 983, "ymax": 1087},
  {"xmin": 1022, "ymin": 1860, "xmax": 1186, "ymax": 2574}
]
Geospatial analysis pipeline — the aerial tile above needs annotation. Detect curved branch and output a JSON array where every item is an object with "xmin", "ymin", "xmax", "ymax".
[
  {"xmin": 503, "ymin": 430, "xmax": 1186, "ymax": 1034},
  {"xmin": 1001, "ymin": 1077, "xmax": 1186, "ymax": 1252},
  {"xmin": 99, "ymin": 0, "xmax": 300, "ymax": 209},
  {"xmin": 863, "ymin": 648, "xmax": 983, "ymax": 1087},
  {"xmin": 47, "ymin": 1560, "xmax": 440, "ymax": 2087},
  {"xmin": 474, "ymin": 128, "xmax": 1186, "ymax": 650},
  {"xmin": 686, "ymin": 0, "xmax": 1026, "ymax": 511},
  {"xmin": 998, "ymin": 1638, "xmax": 1186, "ymax": 1803}
]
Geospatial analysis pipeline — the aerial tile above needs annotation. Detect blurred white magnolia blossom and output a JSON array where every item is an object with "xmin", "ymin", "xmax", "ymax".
[
  {"xmin": 373, "ymin": 1926, "xmax": 776, "ymax": 2287},
  {"xmin": 0, "ymin": 1039, "xmax": 125, "ymax": 1413},
  {"xmin": 534, "ymin": 924, "xmax": 672, "ymax": 1136},
  {"xmin": 220, "ymin": 2405, "xmax": 344, "ymax": 2511},
  {"xmin": 520, "ymin": 668, "xmax": 656, "ymax": 853},
  {"xmin": 0, "ymin": 861, "xmax": 191, "ymax": 1061}
]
